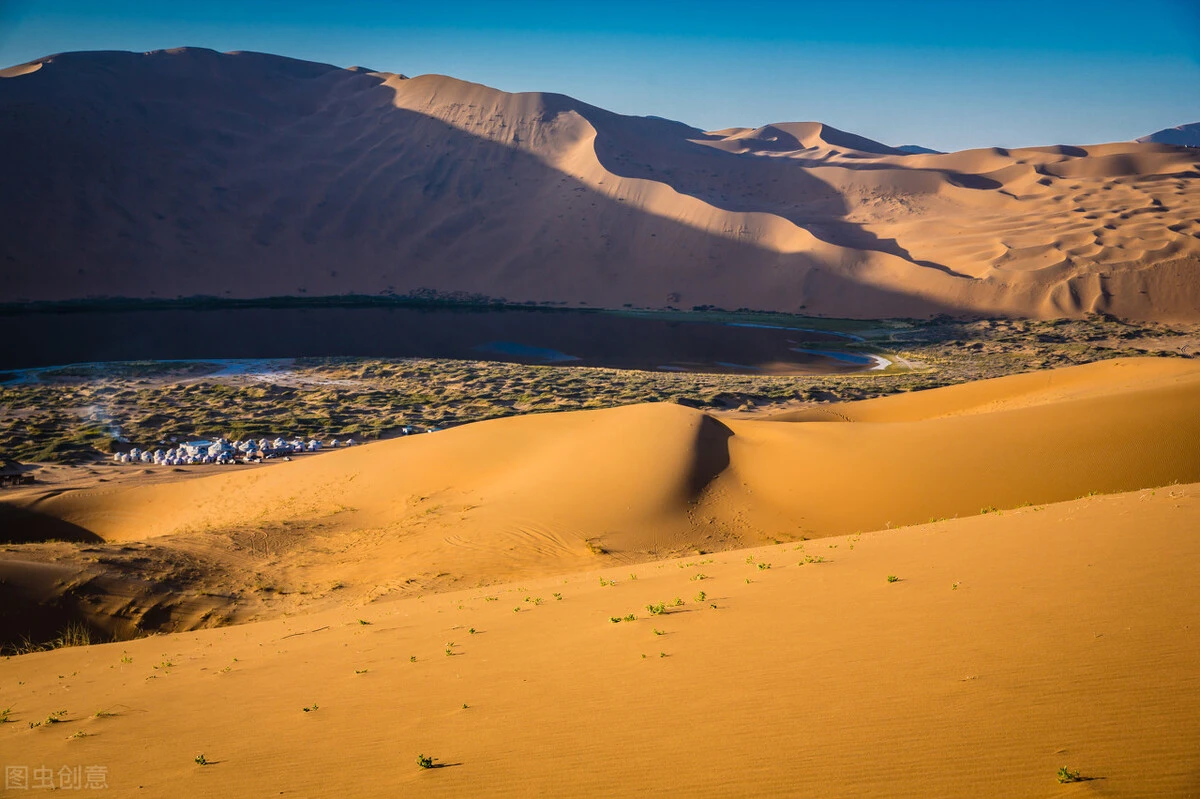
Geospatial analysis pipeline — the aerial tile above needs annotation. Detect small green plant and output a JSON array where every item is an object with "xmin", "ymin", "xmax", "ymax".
[
  {"xmin": 646, "ymin": 603, "xmax": 666, "ymax": 615},
  {"xmin": 673, "ymin": 597, "xmax": 684, "ymax": 607},
  {"xmin": 302, "ymin": 703, "xmax": 319, "ymax": 712},
  {"xmin": 358, "ymin": 619, "xmax": 371, "ymax": 626},
  {"xmin": 659, "ymin": 652, "xmax": 667, "ymax": 658},
  {"xmin": 622, "ymin": 613, "xmax": 637, "ymax": 622},
  {"xmin": 45, "ymin": 710, "xmax": 67, "ymax": 725},
  {"xmin": 120, "ymin": 655, "xmax": 133, "ymax": 664},
  {"xmin": 745, "ymin": 555, "xmax": 755, "ymax": 565},
  {"xmin": 0, "ymin": 707, "xmax": 10, "ymax": 724},
  {"xmin": 468, "ymin": 627, "xmax": 477, "ymax": 635},
  {"xmin": 695, "ymin": 591, "xmax": 706, "ymax": 602},
  {"xmin": 1056, "ymin": 767, "xmax": 1083, "ymax": 784},
  {"xmin": 610, "ymin": 617, "xmax": 622, "ymax": 623},
  {"xmin": 690, "ymin": 573, "xmax": 708, "ymax": 581},
  {"xmin": 757, "ymin": 562, "xmax": 771, "ymax": 570},
  {"xmin": 886, "ymin": 575, "xmax": 899, "ymax": 583},
  {"xmin": 355, "ymin": 669, "xmax": 368, "ymax": 674},
  {"xmin": 652, "ymin": 629, "xmax": 665, "ymax": 636},
  {"xmin": 462, "ymin": 703, "xmax": 469, "ymax": 709},
  {"xmin": 195, "ymin": 754, "xmax": 208, "ymax": 766},
  {"xmin": 952, "ymin": 581, "xmax": 960, "ymax": 590},
  {"xmin": 552, "ymin": 592, "xmax": 562, "ymax": 600},
  {"xmin": 513, "ymin": 607, "xmax": 520, "ymax": 613},
  {"xmin": 410, "ymin": 655, "xmax": 417, "ymax": 663},
  {"xmin": 416, "ymin": 754, "xmax": 436, "ymax": 769},
  {"xmin": 629, "ymin": 573, "xmax": 638, "ymax": 581}
]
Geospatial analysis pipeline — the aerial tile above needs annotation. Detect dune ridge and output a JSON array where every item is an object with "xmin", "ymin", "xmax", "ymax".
[{"xmin": 1, "ymin": 48, "xmax": 1198, "ymax": 319}]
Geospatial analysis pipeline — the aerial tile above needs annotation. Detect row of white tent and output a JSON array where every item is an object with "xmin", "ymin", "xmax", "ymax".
[{"xmin": 113, "ymin": 436, "xmax": 358, "ymax": 466}]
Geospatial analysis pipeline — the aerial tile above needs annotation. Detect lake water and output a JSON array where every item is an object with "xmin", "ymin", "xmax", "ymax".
[{"xmin": 0, "ymin": 307, "xmax": 877, "ymax": 376}]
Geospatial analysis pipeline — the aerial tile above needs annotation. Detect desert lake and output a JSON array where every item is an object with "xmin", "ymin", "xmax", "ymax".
[{"xmin": 0, "ymin": 306, "xmax": 883, "ymax": 375}]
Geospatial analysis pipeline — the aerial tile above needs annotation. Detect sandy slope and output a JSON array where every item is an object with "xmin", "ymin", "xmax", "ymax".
[
  {"xmin": 1, "ymin": 48, "xmax": 1198, "ymax": 319},
  {"xmin": 3, "ymin": 357, "xmax": 1199, "ymax": 645},
  {"xmin": 0, "ymin": 482, "xmax": 1197, "ymax": 797}
]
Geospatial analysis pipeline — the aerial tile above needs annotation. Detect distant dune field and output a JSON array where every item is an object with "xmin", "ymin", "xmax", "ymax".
[{"xmin": 1, "ymin": 48, "xmax": 1198, "ymax": 319}]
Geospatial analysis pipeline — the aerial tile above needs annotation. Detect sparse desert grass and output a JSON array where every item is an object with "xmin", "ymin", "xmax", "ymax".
[
  {"xmin": 416, "ymin": 754, "xmax": 436, "ymax": 769},
  {"xmin": 1056, "ymin": 767, "xmax": 1085, "ymax": 784},
  {"xmin": 887, "ymin": 575, "xmax": 900, "ymax": 583},
  {"xmin": 302, "ymin": 703, "xmax": 319, "ymax": 712},
  {"xmin": 194, "ymin": 754, "xmax": 209, "ymax": 766}
]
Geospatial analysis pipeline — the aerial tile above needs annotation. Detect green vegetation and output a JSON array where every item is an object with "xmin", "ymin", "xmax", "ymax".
[
  {"xmin": 4, "ymin": 315, "xmax": 1192, "ymax": 463},
  {"xmin": 1056, "ymin": 767, "xmax": 1084, "ymax": 784},
  {"xmin": 887, "ymin": 575, "xmax": 899, "ymax": 583},
  {"xmin": 302, "ymin": 703, "xmax": 319, "ymax": 712},
  {"xmin": 194, "ymin": 754, "xmax": 209, "ymax": 766},
  {"xmin": 416, "ymin": 754, "xmax": 437, "ymax": 769}
]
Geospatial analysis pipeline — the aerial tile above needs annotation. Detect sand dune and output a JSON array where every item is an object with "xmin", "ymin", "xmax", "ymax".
[
  {"xmin": 1, "ymin": 48, "xmax": 1197, "ymax": 319},
  {"xmin": 1138, "ymin": 121, "xmax": 1200, "ymax": 147},
  {"xmin": 1, "ymin": 481, "xmax": 1197, "ymax": 797},
  {"xmin": 4, "ymin": 357, "xmax": 1199, "ymax": 644}
]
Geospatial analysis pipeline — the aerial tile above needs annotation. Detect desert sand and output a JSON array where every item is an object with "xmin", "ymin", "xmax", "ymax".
[
  {"xmin": 2, "ymin": 357, "xmax": 1199, "ymax": 795},
  {"xmin": 1, "ymin": 48, "xmax": 1198, "ymax": 320}
]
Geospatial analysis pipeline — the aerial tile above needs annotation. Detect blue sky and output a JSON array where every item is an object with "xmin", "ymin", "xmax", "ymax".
[{"xmin": 1, "ymin": 0, "xmax": 1197, "ymax": 151}]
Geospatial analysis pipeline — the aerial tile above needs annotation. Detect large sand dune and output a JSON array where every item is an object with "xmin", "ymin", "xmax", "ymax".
[{"xmin": 2, "ymin": 48, "xmax": 1198, "ymax": 319}]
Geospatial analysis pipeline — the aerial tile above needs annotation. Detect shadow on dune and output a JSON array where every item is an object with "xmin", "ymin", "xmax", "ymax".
[
  {"xmin": 0, "ymin": 502, "xmax": 102, "ymax": 544},
  {"xmin": 0, "ymin": 48, "xmax": 971, "ymax": 316},
  {"xmin": 687, "ymin": 415, "xmax": 733, "ymax": 498},
  {"xmin": 581, "ymin": 108, "xmax": 998, "ymax": 270}
]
